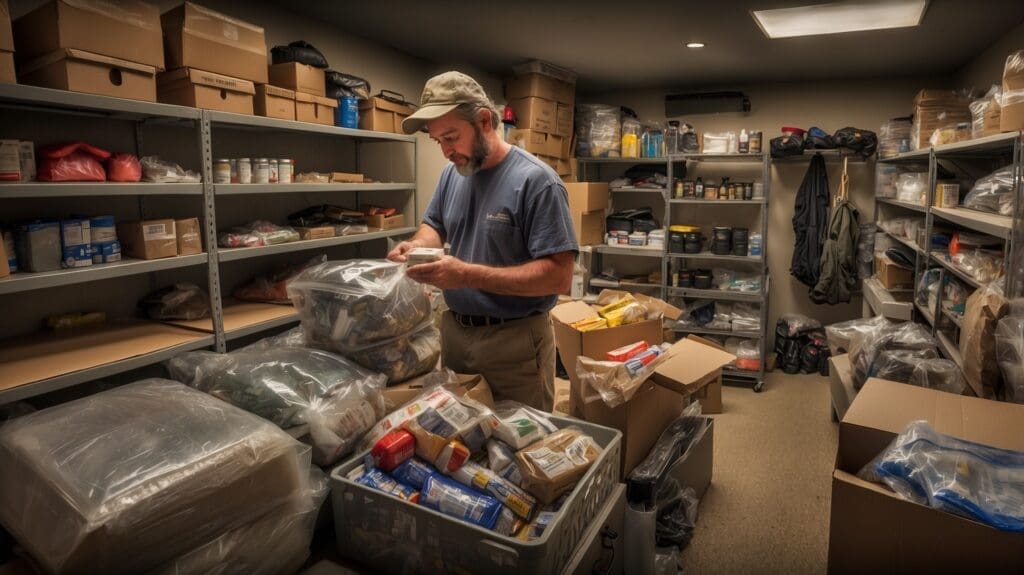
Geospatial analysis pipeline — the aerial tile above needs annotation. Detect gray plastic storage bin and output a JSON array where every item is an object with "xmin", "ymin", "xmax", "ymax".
[{"xmin": 330, "ymin": 416, "xmax": 622, "ymax": 574}]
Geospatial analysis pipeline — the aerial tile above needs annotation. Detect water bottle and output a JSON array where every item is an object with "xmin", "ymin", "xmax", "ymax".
[{"xmin": 665, "ymin": 121, "xmax": 680, "ymax": 156}]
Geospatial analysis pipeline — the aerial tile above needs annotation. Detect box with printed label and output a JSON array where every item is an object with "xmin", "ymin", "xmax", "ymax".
[
  {"xmin": 13, "ymin": 0, "xmax": 164, "ymax": 69},
  {"xmin": 15, "ymin": 220, "xmax": 60, "ymax": 272},
  {"xmin": 294, "ymin": 226, "xmax": 334, "ymax": 240},
  {"xmin": 157, "ymin": 67, "xmax": 254, "ymax": 115},
  {"xmin": 254, "ymin": 84, "xmax": 295, "ymax": 121},
  {"xmin": 295, "ymin": 91, "xmax": 337, "ymax": 126},
  {"xmin": 504, "ymin": 73, "xmax": 575, "ymax": 105},
  {"xmin": 555, "ymin": 103, "xmax": 573, "ymax": 138},
  {"xmin": 60, "ymin": 217, "xmax": 91, "ymax": 269},
  {"xmin": 268, "ymin": 62, "xmax": 325, "ymax": 97},
  {"xmin": 162, "ymin": 2, "xmax": 267, "ymax": 84},
  {"xmin": 509, "ymin": 97, "xmax": 556, "ymax": 133},
  {"xmin": 117, "ymin": 219, "xmax": 177, "ymax": 260},
  {"xmin": 91, "ymin": 240, "xmax": 121, "ymax": 264},
  {"xmin": 19, "ymin": 49, "xmax": 156, "ymax": 102},
  {"xmin": 174, "ymin": 218, "xmax": 201, "ymax": 256}
]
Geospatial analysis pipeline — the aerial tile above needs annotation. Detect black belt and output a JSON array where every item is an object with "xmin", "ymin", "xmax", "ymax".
[{"xmin": 451, "ymin": 311, "xmax": 539, "ymax": 328}]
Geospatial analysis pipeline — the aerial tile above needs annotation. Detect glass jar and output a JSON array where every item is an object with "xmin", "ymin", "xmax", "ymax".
[
  {"xmin": 253, "ymin": 158, "xmax": 270, "ymax": 184},
  {"xmin": 268, "ymin": 159, "xmax": 279, "ymax": 184},
  {"xmin": 278, "ymin": 159, "xmax": 294, "ymax": 183},
  {"xmin": 237, "ymin": 158, "xmax": 252, "ymax": 184},
  {"xmin": 665, "ymin": 121, "xmax": 680, "ymax": 157},
  {"xmin": 213, "ymin": 158, "xmax": 231, "ymax": 184},
  {"xmin": 229, "ymin": 159, "xmax": 239, "ymax": 183},
  {"xmin": 621, "ymin": 119, "xmax": 640, "ymax": 159}
]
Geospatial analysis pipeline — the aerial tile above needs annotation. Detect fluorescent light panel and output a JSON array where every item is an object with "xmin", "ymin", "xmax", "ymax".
[{"xmin": 752, "ymin": 0, "xmax": 928, "ymax": 39}]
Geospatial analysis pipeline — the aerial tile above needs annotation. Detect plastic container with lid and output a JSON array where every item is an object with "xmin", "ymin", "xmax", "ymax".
[
  {"xmin": 621, "ymin": 119, "xmax": 640, "ymax": 159},
  {"xmin": 213, "ymin": 159, "xmax": 231, "ymax": 184},
  {"xmin": 665, "ymin": 121, "xmax": 680, "ymax": 157}
]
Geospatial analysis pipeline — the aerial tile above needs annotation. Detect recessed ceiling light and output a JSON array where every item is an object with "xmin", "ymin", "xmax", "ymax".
[
  {"xmin": 686, "ymin": 42, "xmax": 705, "ymax": 48},
  {"xmin": 752, "ymin": 0, "xmax": 928, "ymax": 39}
]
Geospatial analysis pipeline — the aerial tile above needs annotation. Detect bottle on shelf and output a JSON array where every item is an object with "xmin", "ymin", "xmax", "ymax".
[
  {"xmin": 622, "ymin": 118, "xmax": 640, "ymax": 159},
  {"xmin": 695, "ymin": 176, "xmax": 704, "ymax": 199},
  {"xmin": 739, "ymin": 129, "xmax": 749, "ymax": 154},
  {"xmin": 666, "ymin": 121, "xmax": 680, "ymax": 156}
]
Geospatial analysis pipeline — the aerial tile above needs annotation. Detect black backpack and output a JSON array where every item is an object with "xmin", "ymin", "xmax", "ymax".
[
  {"xmin": 833, "ymin": 127, "xmax": 878, "ymax": 158},
  {"xmin": 771, "ymin": 134, "xmax": 804, "ymax": 158}
]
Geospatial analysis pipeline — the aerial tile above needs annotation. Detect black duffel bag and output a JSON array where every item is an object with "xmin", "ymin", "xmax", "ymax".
[
  {"xmin": 327, "ymin": 71, "xmax": 372, "ymax": 100},
  {"xmin": 833, "ymin": 127, "xmax": 878, "ymax": 158},
  {"xmin": 803, "ymin": 127, "xmax": 836, "ymax": 150},
  {"xmin": 271, "ymin": 41, "xmax": 329, "ymax": 68},
  {"xmin": 770, "ymin": 134, "xmax": 804, "ymax": 158}
]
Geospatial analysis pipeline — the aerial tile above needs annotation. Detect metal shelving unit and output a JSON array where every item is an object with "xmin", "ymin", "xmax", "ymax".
[
  {"xmin": 876, "ymin": 197, "xmax": 928, "ymax": 213},
  {"xmin": 667, "ymin": 252, "xmax": 763, "ymax": 264},
  {"xmin": 0, "ymin": 84, "xmax": 416, "ymax": 404},
  {"xmin": 590, "ymin": 244, "xmax": 664, "ymax": 258}
]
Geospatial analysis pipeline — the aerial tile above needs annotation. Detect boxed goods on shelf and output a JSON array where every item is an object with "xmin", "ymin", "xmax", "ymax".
[
  {"xmin": 504, "ymin": 72, "xmax": 575, "ymax": 105},
  {"xmin": 910, "ymin": 89, "xmax": 971, "ymax": 150},
  {"xmin": 509, "ymin": 128, "xmax": 562, "ymax": 158},
  {"xmin": 269, "ymin": 62, "xmax": 325, "ymax": 97},
  {"xmin": 162, "ymin": 2, "xmax": 268, "ymax": 84},
  {"xmin": 359, "ymin": 92, "xmax": 416, "ymax": 134},
  {"xmin": 14, "ymin": 220, "xmax": 60, "ymax": 272},
  {"xmin": 509, "ymin": 97, "xmax": 556, "ymax": 133},
  {"xmin": 556, "ymin": 102, "xmax": 573, "ymax": 138},
  {"xmin": 295, "ymin": 91, "xmax": 337, "ymax": 126},
  {"xmin": 875, "ymin": 254, "xmax": 913, "ymax": 289},
  {"xmin": 19, "ymin": 48, "xmax": 157, "ymax": 102},
  {"xmin": 118, "ymin": 219, "xmax": 178, "ymax": 260},
  {"xmin": 175, "ymin": 217, "xmax": 201, "ymax": 255},
  {"xmin": 254, "ymin": 84, "xmax": 296, "ymax": 121},
  {"xmin": 1002, "ymin": 50, "xmax": 1024, "ymax": 132},
  {"xmin": 13, "ymin": 0, "xmax": 164, "ymax": 69},
  {"xmin": 157, "ymin": 67, "xmax": 255, "ymax": 115},
  {"xmin": 565, "ymin": 182, "xmax": 608, "ymax": 213}
]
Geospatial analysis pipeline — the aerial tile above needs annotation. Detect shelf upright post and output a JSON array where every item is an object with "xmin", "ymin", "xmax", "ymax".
[
  {"xmin": 199, "ymin": 110, "xmax": 226, "ymax": 352},
  {"xmin": 1010, "ymin": 133, "xmax": 1024, "ymax": 297}
]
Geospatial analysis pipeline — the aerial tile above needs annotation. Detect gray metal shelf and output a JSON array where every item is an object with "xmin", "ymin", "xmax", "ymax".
[
  {"xmin": 609, "ymin": 187, "xmax": 666, "ymax": 193},
  {"xmin": 930, "ymin": 206, "xmax": 1012, "ymax": 240},
  {"xmin": 670, "ymin": 325, "xmax": 761, "ymax": 339},
  {"xmin": 928, "ymin": 252, "xmax": 983, "ymax": 289},
  {"xmin": 207, "ymin": 110, "xmax": 417, "ymax": 142},
  {"xmin": 915, "ymin": 301, "xmax": 935, "ymax": 326},
  {"xmin": 670, "ymin": 199, "xmax": 764, "ymax": 205},
  {"xmin": 591, "ymin": 245, "xmax": 664, "ymax": 258},
  {"xmin": 879, "ymin": 228, "xmax": 925, "ymax": 255},
  {"xmin": 668, "ymin": 252, "xmax": 763, "ymax": 264},
  {"xmin": 877, "ymin": 198, "xmax": 928, "ymax": 213},
  {"xmin": 224, "ymin": 312, "xmax": 300, "ymax": 341},
  {"xmin": 878, "ymin": 148, "xmax": 931, "ymax": 164},
  {"xmin": 667, "ymin": 287, "xmax": 764, "ymax": 303},
  {"xmin": 0, "ymin": 334, "xmax": 214, "ymax": 406},
  {"xmin": 0, "ymin": 254, "xmax": 208, "ymax": 296},
  {"xmin": 214, "ymin": 182, "xmax": 416, "ymax": 195},
  {"xmin": 217, "ymin": 228, "xmax": 417, "ymax": 262},
  {"xmin": 932, "ymin": 131, "xmax": 1022, "ymax": 157},
  {"xmin": 769, "ymin": 149, "xmax": 870, "ymax": 163},
  {"xmin": 0, "ymin": 83, "xmax": 201, "ymax": 121},
  {"xmin": 673, "ymin": 153, "xmax": 765, "ymax": 163},
  {"xmin": 0, "ymin": 182, "xmax": 204, "ymax": 197},
  {"xmin": 721, "ymin": 367, "xmax": 761, "ymax": 379},
  {"xmin": 577, "ymin": 157, "xmax": 666, "ymax": 164}
]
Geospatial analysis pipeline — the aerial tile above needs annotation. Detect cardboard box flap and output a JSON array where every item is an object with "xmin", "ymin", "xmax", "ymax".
[
  {"xmin": 296, "ymin": 91, "xmax": 337, "ymax": 106},
  {"xmin": 20, "ymin": 48, "xmax": 156, "ymax": 76},
  {"xmin": 257, "ymin": 84, "xmax": 295, "ymax": 99},
  {"xmin": 64, "ymin": 0, "xmax": 161, "ymax": 31},
  {"xmin": 360, "ymin": 96, "xmax": 416, "ymax": 115},
  {"xmin": 172, "ymin": 1, "xmax": 266, "ymax": 56},
  {"xmin": 549, "ymin": 300, "xmax": 598, "ymax": 325},
  {"xmin": 594, "ymin": 290, "xmax": 683, "ymax": 321},
  {"xmin": 158, "ymin": 67, "xmax": 255, "ymax": 95},
  {"xmin": 653, "ymin": 338, "xmax": 736, "ymax": 387}
]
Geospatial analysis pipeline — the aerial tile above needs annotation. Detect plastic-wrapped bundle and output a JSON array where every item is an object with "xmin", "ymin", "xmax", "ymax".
[
  {"xmin": 996, "ymin": 315, "xmax": 1024, "ymax": 403},
  {"xmin": 963, "ymin": 166, "xmax": 1015, "ymax": 216},
  {"xmin": 878, "ymin": 118, "xmax": 911, "ymax": 158},
  {"xmin": 871, "ymin": 348, "xmax": 940, "ymax": 384},
  {"xmin": 139, "ymin": 283, "xmax": 210, "ymax": 320},
  {"xmin": 218, "ymin": 220, "xmax": 300, "ymax": 248},
  {"xmin": 574, "ymin": 104, "xmax": 622, "ymax": 158},
  {"xmin": 970, "ymin": 85, "xmax": 1001, "ymax": 139},
  {"xmin": 288, "ymin": 259, "xmax": 432, "ymax": 352},
  {"xmin": 419, "ymin": 473, "xmax": 504, "ymax": 530},
  {"xmin": 825, "ymin": 315, "xmax": 894, "ymax": 356},
  {"xmin": 344, "ymin": 320, "xmax": 441, "ymax": 384},
  {"xmin": 910, "ymin": 358, "xmax": 966, "ymax": 395},
  {"xmin": 359, "ymin": 385, "xmax": 495, "ymax": 452},
  {"xmin": 851, "ymin": 322, "xmax": 937, "ymax": 389},
  {"xmin": 491, "ymin": 401, "xmax": 557, "ymax": 450},
  {"xmin": 655, "ymin": 480, "xmax": 699, "ymax": 549},
  {"xmin": 627, "ymin": 403, "xmax": 705, "ymax": 506},
  {"xmin": 576, "ymin": 343, "xmax": 672, "ymax": 407},
  {"xmin": 859, "ymin": 420, "xmax": 1024, "ymax": 532},
  {"xmin": 896, "ymin": 172, "xmax": 928, "ymax": 205},
  {"xmin": 0, "ymin": 379, "xmax": 313, "ymax": 575},
  {"xmin": 167, "ymin": 348, "xmax": 386, "ymax": 465}
]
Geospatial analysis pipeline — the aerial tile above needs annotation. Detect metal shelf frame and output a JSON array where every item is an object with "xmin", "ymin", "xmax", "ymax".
[{"xmin": 0, "ymin": 85, "xmax": 418, "ymax": 402}]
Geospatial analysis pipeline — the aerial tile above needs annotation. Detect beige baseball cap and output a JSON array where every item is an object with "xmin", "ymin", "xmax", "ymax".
[{"xmin": 401, "ymin": 71, "xmax": 492, "ymax": 134}]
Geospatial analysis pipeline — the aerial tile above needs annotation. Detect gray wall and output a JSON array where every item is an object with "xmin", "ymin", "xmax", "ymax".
[{"xmin": 955, "ymin": 19, "xmax": 1024, "ymax": 91}]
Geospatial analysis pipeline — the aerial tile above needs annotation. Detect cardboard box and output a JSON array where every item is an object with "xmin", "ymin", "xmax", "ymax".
[
  {"xmin": 828, "ymin": 378, "xmax": 1024, "ymax": 574},
  {"xmin": 268, "ymin": 62, "xmax": 325, "ymax": 97},
  {"xmin": 157, "ymin": 67, "xmax": 254, "ymax": 115},
  {"xmin": 651, "ymin": 336, "xmax": 735, "ymax": 414},
  {"xmin": 117, "ymin": 219, "xmax": 177, "ymax": 260},
  {"xmin": 564, "ymin": 182, "xmax": 608, "ymax": 213},
  {"xmin": 538, "ymin": 154, "xmax": 559, "ymax": 171},
  {"xmin": 0, "ymin": 0, "xmax": 12, "ymax": 53},
  {"xmin": 254, "ymin": 84, "xmax": 295, "ymax": 121},
  {"xmin": 13, "ymin": 0, "xmax": 163, "ymax": 69},
  {"xmin": 504, "ymin": 72, "xmax": 574, "ymax": 105},
  {"xmin": 0, "ymin": 50, "xmax": 12, "ymax": 84},
  {"xmin": 874, "ymin": 254, "xmax": 913, "ymax": 289},
  {"xmin": 509, "ymin": 97, "xmax": 556, "ymax": 133},
  {"xmin": 359, "ymin": 96, "xmax": 416, "ymax": 134},
  {"xmin": 572, "ymin": 208, "xmax": 605, "ymax": 246},
  {"xmin": 294, "ymin": 226, "xmax": 334, "ymax": 240},
  {"xmin": 1000, "ymin": 100, "xmax": 1024, "ymax": 133},
  {"xmin": 560, "ymin": 134, "xmax": 573, "ymax": 159},
  {"xmin": 162, "ymin": 2, "xmax": 267, "ymax": 84},
  {"xmin": 555, "ymin": 103, "xmax": 573, "ymax": 138},
  {"xmin": 295, "ymin": 91, "xmax": 337, "ymax": 126},
  {"xmin": 829, "ymin": 353, "xmax": 856, "ymax": 422},
  {"xmin": 556, "ymin": 157, "xmax": 573, "ymax": 177},
  {"xmin": 19, "ymin": 49, "xmax": 156, "ymax": 102},
  {"xmin": 174, "ymin": 217, "xmax": 201, "ymax": 255},
  {"xmin": 382, "ymin": 373, "xmax": 495, "ymax": 413},
  {"xmin": 366, "ymin": 213, "xmax": 406, "ymax": 231},
  {"xmin": 330, "ymin": 172, "xmax": 364, "ymax": 183},
  {"xmin": 509, "ymin": 128, "xmax": 549, "ymax": 156}
]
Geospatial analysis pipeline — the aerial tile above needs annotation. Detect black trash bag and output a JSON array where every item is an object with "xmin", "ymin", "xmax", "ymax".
[
  {"xmin": 804, "ymin": 127, "xmax": 836, "ymax": 150},
  {"xmin": 791, "ymin": 154, "xmax": 830, "ymax": 287},
  {"xmin": 607, "ymin": 208, "xmax": 658, "ymax": 234},
  {"xmin": 655, "ymin": 480, "xmax": 698, "ymax": 548},
  {"xmin": 833, "ymin": 127, "xmax": 878, "ymax": 158},
  {"xmin": 326, "ymin": 70, "xmax": 372, "ymax": 100},
  {"xmin": 271, "ymin": 41, "xmax": 329, "ymax": 68},
  {"xmin": 771, "ymin": 134, "xmax": 804, "ymax": 158}
]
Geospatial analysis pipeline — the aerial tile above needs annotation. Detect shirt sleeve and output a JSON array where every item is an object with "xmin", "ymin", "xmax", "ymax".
[
  {"xmin": 524, "ymin": 180, "xmax": 579, "ymax": 259},
  {"xmin": 422, "ymin": 167, "xmax": 449, "ymax": 240}
]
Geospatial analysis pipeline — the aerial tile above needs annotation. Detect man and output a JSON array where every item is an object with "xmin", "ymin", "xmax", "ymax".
[{"xmin": 387, "ymin": 71, "xmax": 577, "ymax": 411}]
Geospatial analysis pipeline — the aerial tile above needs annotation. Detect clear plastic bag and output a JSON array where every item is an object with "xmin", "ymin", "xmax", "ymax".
[
  {"xmin": 963, "ymin": 166, "xmax": 1015, "ymax": 216},
  {"xmin": 911, "ymin": 358, "xmax": 966, "ymax": 394},
  {"xmin": 576, "ymin": 343, "xmax": 672, "ymax": 407},
  {"xmin": 140, "ymin": 155, "xmax": 201, "ymax": 183},
  {"xmin": 896, "ymin": 172, "xmax": 928, "ymax": 205},
  {"xmin": 37, "ymin": 141, "xmax": 110, "ymax": 182},
  {"xmin": 713, "ymin": 267, "xmax": 761, "ymax": 292},
  {"xmin": 951, "ymin": 249, "xmax": 1004, "ymax": 283},
  {"xmin": 139, "ymin": 283, "xmax": 210, "ymax": 320},
  {"xmin": 851, "ymin": 322, "xmax": 937, "ymax": 389},
  {"xmin": 731, "ymin": 302, "xmax": 761, "ymax": 332},
  {"xmin": 288, "ymin": 259, "xmax": 432, "ymax": 352},
  {"xmin": 825, "ymin": 315, "xmax": 894, "ymax": 356},
  {"xmin": 626, "ymin": 402, "xmax": 705, "ymax": 506},
  {"xmin": 218, "ymin": 220, "xmax": 301, "ymax": 248},
  {"xmin": 996, "ymin": 315, "xmax": 1024, "ymax": 403},
  {"xmin": 655, "ymin": 480, "xmax": 699, "ymax": 550},
  {"xmin": 858, "ymin": 420, "xmax": 1024, "ymax": 532},
  {"xmin": 358, "ymin": 385, "xmax": 495, "ymax": 452},
  {"xmin": 0, "ymin": 379, "xmax": 313, "ymax": 575},
  {"xmin": 239, "ymin": 326, "xmax": 307, "ymax": 352},
  {"xmin": 970, "ymin": 85, "xmax": 1001, "ymax": 139},
  {"xmin": 233, "ymin": 255, "xmax": 326, "ymax": 304},
  {"xmin": 166, "ymin": 348, "xmax": 386, "ymax": 465},
  {"xmin": 776, "ymin": 313, "xmax": 823, "ymax": 338},
  {"xmin": 343, "ymin": 320, "xmax": 441, "ymax": 384},
  {"xmin": 575, "ymin": 104, "xmax": 622, "ymax": 158},
  {"xmin": 872, "ymin": 348, "xmax": 941, "ymax": 384}
]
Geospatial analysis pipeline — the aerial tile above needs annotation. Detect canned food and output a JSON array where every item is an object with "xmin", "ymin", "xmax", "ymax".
[
  {"xmin": 229, "ymin": 159, "xmax": 239, "ymax": 183},
  {"xmin": 269, "ymin": 159, "xmax": 279, "ymax": 184},
  {"xmin": 238, "ymin": 158, "xmax": 252, "ymax": 184},
  {"xmin": 253, "ymin": 158, "xmax": 270, "ymax": 184}
]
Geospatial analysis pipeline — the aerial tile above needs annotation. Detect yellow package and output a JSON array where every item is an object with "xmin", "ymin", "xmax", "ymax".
[
  {"xmin": 603, "ymin": 308, "xmax": 625, "ymax": 328},
  {"xmin": 597, "ymin": 294, "xmax": 637, "ymax": 318},
  {"xmin": 572, "ymin": 317, "xmax": 608, "ymax": 332},
  {"xmin": 602, "ymin": 302, "xmax": 646, "ymax": 328}
]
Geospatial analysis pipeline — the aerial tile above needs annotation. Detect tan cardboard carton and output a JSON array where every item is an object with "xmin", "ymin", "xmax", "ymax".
[
  {"xmin": 174, "ymin": 218, "xmax": 201, "ymax": 255},
  {"xmin": 18, "ymin": 48, "xmax": 156, "ymax": 102},
  {"xmin": 509, "ymin": 96, "xmax": 556, "ymax": 133},
  {"xmin": 359, "ymin": 96, "xmax": 416, "ymax": 134},
  {"xmin": 651, "ymin": 335, "xmax": 736, "ymax": 414},
  {"xmin": 504, "ymin": 72, "xmax": 575, "ymax": 105},
  {"xmin": 254, "ymin": 84, "xmax": 295, "ymax": 121},
  {"xmin": 117, "ymin": 219, "xmax": 177, "ymax": 260},
  {"xmin": 565, "ymin": 182, "xmax": 608, "ymax": 213},
  {"xmin": 828, "ymin": 378, "xmax": 1024, "ymax": 574},
  {"xmin": 157, "ymin": 67, "xmax": 254, "ymax": 114},
  {"xmin": 572, "ymin": 208, "xmax": 605, "ymax": 246},
  {"xmin": 555, "ymin": 103, "xmax": 573, "ymax": 138},
  {"xmin": 268, "ymin": 62, "xmax": 325, "ymax": 97},
  {"xmin": 162, "ymin": 2, "xmax": 267, "ymax": 84},
  {"xmin": 295, "ymin": 91, "xmax": 337, "ymax": 126},
  {"xmin": 874, "ymin": 253, "xmax": 913, "ymax": 289}
]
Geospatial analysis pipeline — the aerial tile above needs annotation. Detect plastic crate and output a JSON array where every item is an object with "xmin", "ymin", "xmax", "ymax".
[{"xmin": 330, "ymin": 416, "xmax": 621, "ymax": 574}]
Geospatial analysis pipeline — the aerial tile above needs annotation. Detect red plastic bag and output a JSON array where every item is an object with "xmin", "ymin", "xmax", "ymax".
[
  {"xmin": 37, "ymin": 142, "xmax": 111, "ymax": 182},
  {"xmin": 108, "ymin": 154, "xmax": 142, "ymax": 182}
]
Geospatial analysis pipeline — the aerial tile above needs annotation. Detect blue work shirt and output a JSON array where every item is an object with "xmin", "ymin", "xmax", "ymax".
[{"xmin": 422, "ymin": 146, "xmax": 578, "ymax": 318}]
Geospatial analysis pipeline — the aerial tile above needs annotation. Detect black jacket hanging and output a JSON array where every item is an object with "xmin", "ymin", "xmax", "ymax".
[{"xmin": 791, "ymin": 153, "xmax": 830, "ymax": 287}]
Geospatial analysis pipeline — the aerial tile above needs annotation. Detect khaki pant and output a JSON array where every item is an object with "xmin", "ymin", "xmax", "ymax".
[{"xmin": 440, "ymin": 311, "xmax": 554, "ymax": 411}]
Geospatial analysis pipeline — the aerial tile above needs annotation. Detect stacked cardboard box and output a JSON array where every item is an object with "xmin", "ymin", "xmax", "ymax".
[
  {"xmin": 0, "ymin": 0, "xmax": 13, "ymax": 84},
  {"xmin": 158, "ymin": 2, "xmax": 268, "ymax": 115},
  {"xmin": 1001, "ymin": 50, "xmax": 1024, "ymax": 133},
  {"xmin": 910, "ymin": 89, "xmax": 971, "ymax": 150},
  {"xmin": 564, "ymin": 182, "xmax": 607, "ymax": 246},
  {"xmin": 506, "ymin": 72, "xmax": 576, "ymax": 176},
  {"xmin": 13, "ymin": 0, "xmax": 165, "ymax": 101},
  {"xmin": 359, "ymin": 93, "xmax": 417, "ymax": 134},
  {"xmin": 266, "ymin": 61, "xmax": 335, "ymax": 126}
]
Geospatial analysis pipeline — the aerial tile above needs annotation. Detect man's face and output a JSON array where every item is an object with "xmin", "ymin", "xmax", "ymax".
[{"xmin": 427, "ymin": 111, "xmax": 490, "ymax": 176}]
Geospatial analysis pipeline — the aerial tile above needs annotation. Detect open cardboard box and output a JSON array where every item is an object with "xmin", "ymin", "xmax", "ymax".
[
  {"xmin": 381, "ymin": 373, "xmax": 494, "ymax": 413},
  {"xmin": 828, "ymin": 378, "xmax": 1024, "ymax": 574},
  {"xmin": 650, "ymin": 335, "xmax": 735, "ymax": 414}
]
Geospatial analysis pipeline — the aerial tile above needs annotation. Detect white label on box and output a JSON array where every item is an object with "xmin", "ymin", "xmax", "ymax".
[
  {"xmin": 525, "ymin": 447, "xmax": 572, "ymax": 479},
  {"xmin": 222, "ymin": 23, "xmax": 239, "ymax": 42},
  {"xmin": 143, "ymin": 223, "xmax": 168, "ymax": 240}
]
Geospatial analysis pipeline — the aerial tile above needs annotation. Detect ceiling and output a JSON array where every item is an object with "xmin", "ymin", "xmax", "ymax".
[{"xmin": 276, "ymin": 0, "xmax": 1024, "ymax": 92}]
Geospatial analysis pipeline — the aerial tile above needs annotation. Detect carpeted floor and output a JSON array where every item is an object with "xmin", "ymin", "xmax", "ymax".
[{"xmin": 680, "ymin": 372, "xmax": 838, "ymax": 575}]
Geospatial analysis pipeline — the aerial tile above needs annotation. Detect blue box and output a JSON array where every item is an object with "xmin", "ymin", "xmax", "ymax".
[
  {"xmin": 91, "ymin": 240, "xmax": 122, "ymax": 264},
  {"xmin": 62, "ymin": 244, "xmax": 92, "ymax": 268}
]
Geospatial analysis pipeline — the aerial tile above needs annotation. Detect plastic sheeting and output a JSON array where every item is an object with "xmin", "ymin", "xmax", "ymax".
[
  {"xmin": 996, "ymin": 314, "xmax": 1024, "ymax": 403},
  {"xmin": 963, "ymin": 165, "xmax": 1015, "ymax": 216},
  {"xmin": 851, "ymin": 322, "xmax": 938, "ymax": 389}
]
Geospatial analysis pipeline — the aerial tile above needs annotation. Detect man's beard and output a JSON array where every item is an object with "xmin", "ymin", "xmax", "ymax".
[{"xmin": 450, "ymin": 125, "xmax": 491, "ymax": 177}]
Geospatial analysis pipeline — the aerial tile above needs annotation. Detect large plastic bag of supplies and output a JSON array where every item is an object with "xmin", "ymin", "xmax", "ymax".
[
  {"xmin": 344, "ymin": 320, "xmax": 441, "ymax": 384},
  {"xmin": 963, "ymin": 165, "xmax": 1015, "ymax": 216},
  {"xmin": 996, "ymin": 313, "xmax": 1024, "ymax": 403},
  {"xmin": 858, "ymin": 420, "xmax": 1024, "ymax": 532},
  {"xmin": 167, "ymin": 348, "xmax": 386, "ymax": 465},
  {"xmin": 627, "ymin": 402, "xmax": 706, "ymax": 506},
  {"xmin": 288, "ymin": 259, "xmax": 432, "ymax": 352},
  {"xmin": 0, "ymin": 379, "xmax": 313, "ymax": 575},
  {"xmin": 851, "ymin": 322, "xmax": 937, "ymax": 389},
  {"xmin": 960, "ymin": 283, "xmax": 1008, "ymax": 398},
  {"xmin": 825, "ymin": 315, "xmax": 894, "ymax": 356}
]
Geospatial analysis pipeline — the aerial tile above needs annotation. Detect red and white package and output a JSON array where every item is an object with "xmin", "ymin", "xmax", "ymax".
[
  {"xmin": 366, "ymin": 430, "xmax": 416, "ymax": 472},
  {"xmin": 107, "ymin": 154, "xmax": 142, "ymax": 182},
  {"xmin": 606, "ymin": 340, "xmax": 649, "ymax": 362}
]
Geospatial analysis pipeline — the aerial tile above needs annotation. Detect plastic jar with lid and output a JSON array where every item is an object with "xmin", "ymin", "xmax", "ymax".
[
  {"xmin": 268, "ymin": 159, "xmax": 279, "ymax": 184},
  {"xmin": 213, "ymin": 159, "xmax": 231, "ymax": 184},
  {"xmin": 278, "ymin": 159, "xmax": 294, "ymax": 183},
  {"xmin": 665, "ymin": 121, "xmax": 680, "ymax": 156},
  {"xmin": 621, "ymin": 119, "xmax": 640, "ymax": 159},
  {"xmin": 253, "ymin": 158, "xmax": 270, "ymax": 184}
]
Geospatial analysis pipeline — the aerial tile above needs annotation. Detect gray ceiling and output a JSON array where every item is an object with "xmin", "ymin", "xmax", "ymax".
[{"xmin": 278, "ymin": 0, "xmax": 1024, "ymax": 91}]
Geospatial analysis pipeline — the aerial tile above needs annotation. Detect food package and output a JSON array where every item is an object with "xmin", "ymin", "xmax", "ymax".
[
  {"xmin": 450, "ymin": 460, "xmax": 538, "ymax": 520},
  {"xmin": 491, "ymin": 401, "xmax": 558, "ymax": 450},
  {"xmin": 960, "ymin": 283, "xmax": 1008, "ymax": 397},
  {"xmin": 516, "ymin": 427, "xmax": 600, "ymax": 504},
  {"xmin": 487, "ymin": 439, "xmax": 517, "ymax": 474},
  {"xmin": 37, "ymin": 141, "xmax": 111, "ymax": 182},
  {"xmin": 352, "ymin": 465, "xmax": 420, "ymax": 502},
  {"xmin": 576, "ymin": 343, "xmax": 671, "ymax": 407},
  {"xmin": 606, "ymin": 341, "xmax": 650, "ymax": 362},
  {"xmin": 107, "ymin": 153, "xmax": 142, "ymax": 182},
  {"xmin": 218, "ymin": 220, "xmax": 301, "ymax": 248},
  {"xmin": 233, "ymin": 255, "xmax": 326, "ymax": 304},
  {"xmin": 419, "ymin": 473, "xmax": 505, "ymax": 531},
  {"xmin": 344, "ymin": 320, "xmax": 441, "ymax": 384},
  {"xmin": 359, "ymin": 386, "xmax": 495, "ymax": 452},
  {"xmin": 140, "ymin": 156, "xmax": 201, "ymax": 183},
  {"xmin": 963, "ymin": 165, "xmax": 1015, "ymax": 216},
  {"xmin": 403, "ymin": 410, "xmax": 473, "ymax": 472},
  {"xmin": 288, "ymin": 259, "xmax": 432, "ymax": 352},
  {"xmin": 366, "ymin": 430, "xmax": 416, "ymax": 472},
  {"xmin": 390, "ymin": 458, "xmax": 437, "ymax": 490},
  {"xmin": 139, "ymin": 283, "xmax": 210, "ymax": 321},
  {"xmin": 571, "ymin": 316, "xmax": 608, "ymax": 332},
  {"xmin": 0, "ymin": 379, "xmax": 312, "ymax": 575},
  {"xmin": 167, "ymin": 348, "xmax": 386, "ymax": 465}
]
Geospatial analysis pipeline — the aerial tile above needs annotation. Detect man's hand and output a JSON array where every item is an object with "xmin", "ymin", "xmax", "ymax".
[
  {"xmin": 387, "ymin": 239, "xmax": 421, "ymax": 263},
  {"xmin": 405, "ymin": 255, "xmax": 471, "ymax": 289}
]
